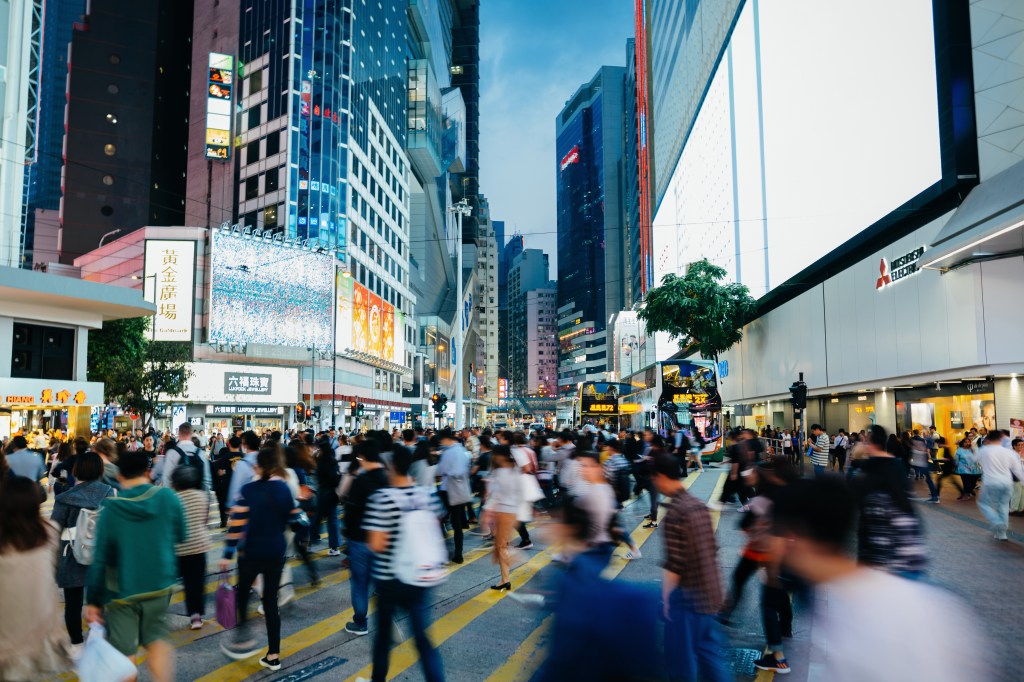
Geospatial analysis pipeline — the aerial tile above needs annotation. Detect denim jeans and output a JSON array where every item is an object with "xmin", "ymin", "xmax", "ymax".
[
  {"xmin": 348, "ymin": 540, "xmax": 373, "ymax": 627},
  {"xmin": 978, "ymin": 481, "xmax": 1012, "ymax": 533},
  {"xmin": 914, "ymin": 466, "xmax": 938, "ymax": 498},
  {"xmin": 316, "ymin": 496, "xmax": 341, "ymax": 549},
  {"xmin": 371, "ymin": 579, "xmax": 445, "ymax": 682},
  {"xmin": 664, "ymin": 591, "xmax": 733, "ymax": 682}
]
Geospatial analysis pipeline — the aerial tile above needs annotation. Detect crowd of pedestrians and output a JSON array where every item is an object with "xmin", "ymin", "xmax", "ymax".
[{"xmin": 0, "ymin": 417, "xmax": 1005, "ymax": 681}]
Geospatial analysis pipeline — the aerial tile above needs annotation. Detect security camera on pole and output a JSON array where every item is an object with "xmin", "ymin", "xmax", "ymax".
[{"xmin": 447, "ymin": 198, "xmax": 472, "ymax": 430}]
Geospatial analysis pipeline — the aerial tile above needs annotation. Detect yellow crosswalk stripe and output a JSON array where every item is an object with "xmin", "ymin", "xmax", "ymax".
[
  {"xmin": 195, "ymin": 543, "xmax": 495, "ymax": 682},
  {"xmin": 344, "ymin": 546, "xmax": 557, "ymax": 682},
  {"xmin": 485, "ymin": 472, "xmax": 728, "ymax": 682}
]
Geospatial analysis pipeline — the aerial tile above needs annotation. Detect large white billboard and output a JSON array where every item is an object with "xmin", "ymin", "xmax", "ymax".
[
  {"xmin": 653, "ymin": 0, "xmax": 942, "ymax": 300},
  {"xmin": 144, "ymin": 240, "xmax": 196, "ymax": 342},
  {"xmin": 209, "ymin": 230, "xmax": 333, "ymax": 349}
]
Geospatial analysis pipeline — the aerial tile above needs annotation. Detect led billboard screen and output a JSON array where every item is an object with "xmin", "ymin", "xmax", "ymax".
[
  {"xmin": 205, "ymin": 53, "xmax": 234, "ymax": 159},
  {"xmin": 652, "ymin": 0, "xmax": 943, "ymax": 300},
  {"xmin": 336, "ymin": 274, "xmax": 405, "ymax": 365},
  {"xmin": 209, "ymin": 230, "xmax": 333, "ymax": 348}
]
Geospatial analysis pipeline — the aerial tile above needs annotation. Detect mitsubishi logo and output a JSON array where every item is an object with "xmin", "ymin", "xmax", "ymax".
[{"xmin": 876, "ymin": 258, "xmax": 892, "ymax": 290}]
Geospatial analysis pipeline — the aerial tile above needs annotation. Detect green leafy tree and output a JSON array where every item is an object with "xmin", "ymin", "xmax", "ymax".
[
  {"xmin": 87, "ymin": 317, "xmax": 192, "ymax": 427},
  {"xmin": 638, "ymin": 259, "xmax": 758, "ymax": 374}
]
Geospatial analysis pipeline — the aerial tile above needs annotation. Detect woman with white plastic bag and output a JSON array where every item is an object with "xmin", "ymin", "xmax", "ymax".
[
  {"xmin": 0, "ymin": 476, "xmax": 73, "ymax": 680},
  {"xmin": 510, "ymin": 432, "xmax": 543, "ymax": 549}
]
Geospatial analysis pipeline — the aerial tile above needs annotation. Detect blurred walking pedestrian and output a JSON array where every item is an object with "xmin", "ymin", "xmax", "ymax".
[
  {"xmin": 219, "ymin": 446, "xmax": 303, "ymax": 671},
  {"xmin": 84, "ymin": 450, "xmax": 185, "ymax": 682},
  {"xmin": 481, "ymin": 445, "xmax": 523, "ymax": 591},
  {"xmin": 0, "ymin": 477, "xmax": 73, "ymax": 680},
  {"xmin": 650, "ymin": 451, "xmax": 732, "ymax": 682},
  {"xmin": 50, "ymin": 452, "xmax": 115, "ymax": 654},
  {"xmin": 976, "ymin": 431, "xmax": 1024, "ymax": 541},
  {"xmin": 343, "ymin": 439, "xmax": 388, "ymax": 636},
  {"xmin": 172, "ymin": 464, "xmax": 212, "ymax": 630}
]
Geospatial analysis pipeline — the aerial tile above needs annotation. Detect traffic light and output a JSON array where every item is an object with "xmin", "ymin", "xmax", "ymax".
[
  {"xmin": 789, "ymin": 380, "xmax": 807, "ymax": 410},
  {"xmin": 356, "ymin": 402, "xmax": 365, "ymax": 417},
  {"xmin": 349, "ymin": 400, "xmax": 357, "ymax": 411},
  {"xmin": 295, "ymin": 401, "xmax": 306, "ymax": 424},
  {"xmin": 430, "ymin": 393, "xmax": 447, "ymax": 413}
]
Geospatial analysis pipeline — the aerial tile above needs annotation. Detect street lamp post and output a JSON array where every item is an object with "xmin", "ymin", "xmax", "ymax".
[{"xmin": 447, "ymin": 198, "xmax": 472, "ymax": 429}]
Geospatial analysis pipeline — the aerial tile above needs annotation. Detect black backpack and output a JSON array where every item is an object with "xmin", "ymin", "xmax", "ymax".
[{"xmin": 168, "ymin": 442, "xmax": 205, "ymax": 484}]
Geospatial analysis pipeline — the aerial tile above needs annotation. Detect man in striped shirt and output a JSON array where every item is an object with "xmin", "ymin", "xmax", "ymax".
[
  {"xmin": 363, "ymin": 446, "xmax": 446, "ymax": 682},
  {"xmin": 810, "ymin": 425, "xmax": 831, "ymax": 476}
]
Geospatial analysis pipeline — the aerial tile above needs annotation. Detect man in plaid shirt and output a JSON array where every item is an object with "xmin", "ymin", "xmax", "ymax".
[{"xmin": 651, "ymin": 452, "xmax": 732, "ymax": 682}]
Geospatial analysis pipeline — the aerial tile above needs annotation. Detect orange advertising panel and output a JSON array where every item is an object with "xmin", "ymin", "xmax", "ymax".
[
  {"xmin": 382, "ymin": 301, "xmax": 395, "ymax": 362},
  {"xmin": 352, "ymin": 281, "xmax": 369, "ymax": 353},
  {"xmin": 368, "ymin": 291, "xmax": 384, "ymax": 358}
]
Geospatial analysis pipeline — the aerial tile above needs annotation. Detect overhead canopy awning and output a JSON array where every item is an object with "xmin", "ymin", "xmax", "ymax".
[{"xmin": 921, "ymin": 160, "xmax": 1024, "ymax": 271}]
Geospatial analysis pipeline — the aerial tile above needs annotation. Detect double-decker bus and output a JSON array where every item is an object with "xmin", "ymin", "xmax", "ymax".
[
  {"xmin": 576, "ymin": 381, "xmax": 633, "ymax": 431},
  {"xmin": 619, "ymin": 360, "xmax": 723, "ymax": 452}
]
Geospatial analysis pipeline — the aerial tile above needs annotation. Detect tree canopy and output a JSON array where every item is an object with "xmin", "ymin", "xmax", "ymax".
[
  {"xmin": 87, "ymin": 317, "xmax": 192, "ymax": 427},
  {"xmin": 637, "ymin": 259, "xmax": 758, "ymax": 368}
]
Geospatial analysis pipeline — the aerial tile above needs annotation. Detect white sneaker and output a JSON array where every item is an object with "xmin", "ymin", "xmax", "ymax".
[
  {"xmin": 623, "ymin": 549, "xmax": 642, "ymax": 561},
  {"xmin": 190, "ymin": 614, "xmax": 203, "ymax": 630},
  {"xmin": 69, "ymin": 643, "xmax": 84, "ymax": 660},
  {"xmin": 706, "ymin": 502, "xmax": 724, "ymax": 511},
  {"xmin": 327, "ymin": 548, "xmax": 342, "ymax": 557}
]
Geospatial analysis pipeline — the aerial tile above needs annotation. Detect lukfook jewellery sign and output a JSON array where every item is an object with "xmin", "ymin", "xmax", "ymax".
[{"xmin": 224, "ymin": 372, "xmax": 273, "ymax": 395}]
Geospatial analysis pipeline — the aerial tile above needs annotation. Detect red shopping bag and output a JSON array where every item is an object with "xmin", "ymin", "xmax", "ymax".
[{"xmin": 215, "ymin": 576, "xmax": 237, "ymax": 630}]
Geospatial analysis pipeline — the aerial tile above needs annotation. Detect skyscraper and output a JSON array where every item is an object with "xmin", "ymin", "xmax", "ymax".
[
  {"xmin": 0, "ymin": 0, "xmax": 40, "ymax": 267},
  {"xmin": 23, "ymin": 0, "xmax": 86, "ymax": 267},
  {"xmin": 555, "ymin": 66, "xmax": 626, "ymax": 397},
  {"xmin": 59, "ymin": 0, "xmax": 195, "ymax": 263},
  {"xmin": 508, "ymin": 248, "xmax": 550, "ymax": 397}
]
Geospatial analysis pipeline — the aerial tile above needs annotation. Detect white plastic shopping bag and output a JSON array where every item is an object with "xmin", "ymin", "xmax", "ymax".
[{"xmin": 76, "ymin": 623, "xmax": 137, "ymax": 682}]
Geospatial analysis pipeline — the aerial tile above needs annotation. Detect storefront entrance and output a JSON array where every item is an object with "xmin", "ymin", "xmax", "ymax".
[
  {"xmin": 895, "ymin": 382, "xmax": 996, "ymax": 441},
  {"xmin": 206, "ymin": 406, "xmax": 285, "ymax": 436}
]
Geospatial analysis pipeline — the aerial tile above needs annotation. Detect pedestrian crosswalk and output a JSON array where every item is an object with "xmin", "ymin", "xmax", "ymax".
[{"xmin": 49, "ymin": 472, "xmax": 732, "ymax": 681}]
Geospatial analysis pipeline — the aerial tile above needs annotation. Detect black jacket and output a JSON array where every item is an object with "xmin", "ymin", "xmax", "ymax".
[{"xmin": 342, "ymin": 467, "xmax": 388, "ymax": 542}]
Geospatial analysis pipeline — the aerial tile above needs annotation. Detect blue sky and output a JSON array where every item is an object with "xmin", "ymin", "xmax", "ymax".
[{"xmin": 479, "ymin": 0, "xmax": 634, "ymax": 272}]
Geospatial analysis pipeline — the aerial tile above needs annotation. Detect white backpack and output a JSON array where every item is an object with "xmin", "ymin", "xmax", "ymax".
[
  {"xmin": 70, "ymin": 507, "xmax": 100, "ymax": 565},
  {"xmin": 386, "ymin": 488, "xmax": 448, "ymax": 588}
]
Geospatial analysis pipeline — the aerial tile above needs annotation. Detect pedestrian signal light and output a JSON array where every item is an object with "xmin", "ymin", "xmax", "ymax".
[
  {"xmin": 295, "ymin": 402, "xmax": 306, "ymax": 424},
  {"xmin": 356, "ymin": 402, "xmax": 365, "ymax": 416}
]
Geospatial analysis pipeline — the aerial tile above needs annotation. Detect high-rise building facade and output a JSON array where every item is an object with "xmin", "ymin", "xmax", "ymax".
[
  {"xmin": 524, "ymin": 287, "xmax": 558, "ymax": 398},
  {"xmin": 508, "ymin": 248, "xmax": 550, "ymax": 398},
  {"xmin": 497, "ymin": 231, "xmax": 523, "ymax": 384},
  {"xmin": 0, "ymin": 0, "xmax": 41, "ymax": 267},
  {"xmin": 555, "ymin": 66, "xmax": 626, "ymax": 397},
  {"xmin": 23, "ymin": 0, "xmax": 86, "ymax": 267},
  {"xmin": 59, "ymin": 0, "xmax": 195, "ymax": 263},
  {"xmin": 624, "ymin": 3, "xmax": 653, "ymax": 306}
]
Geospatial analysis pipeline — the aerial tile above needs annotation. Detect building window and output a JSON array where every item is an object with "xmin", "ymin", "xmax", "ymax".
[
  {"xmin": 248, "ymin": 70, "xmax": 263, "ymax": 94},
  {"xmin": 265, "ymin": 167, "xmax": 279, "ymax": 192},
  {"xmin": 266, "ymin": 131, "xmax": 280, "ymax": 156},
  {"xmin": 264, "ymin": 205, "xmax": 278, "ymax": 228},
  {"xmin": 245, "ymin": 176, "xmax": 258, "ymax": 200},
  {"xmin": 247, "ymin": 140, "xmax": 260, "ymax": 163},
  {"xmin": 248, "ymin": 107, "xmax": 261, "ymax": 130}
]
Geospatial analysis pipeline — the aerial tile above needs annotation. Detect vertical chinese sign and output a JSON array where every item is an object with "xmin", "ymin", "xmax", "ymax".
[
  {"xmin": 205, "ymin": 53, "xmax": 234, "ymax": 160},
  {"xmin": 143, "ymin": 240, "xmax": 196, "ymax": 342}
]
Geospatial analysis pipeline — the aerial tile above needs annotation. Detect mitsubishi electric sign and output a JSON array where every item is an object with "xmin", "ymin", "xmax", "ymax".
[
  {"xmin": 876, "ymin": 246, "xmax": 925, "ymax": 290},
  {"xmin": 559, "ymin": 145, "xmax": 580, "ymax": 171}
]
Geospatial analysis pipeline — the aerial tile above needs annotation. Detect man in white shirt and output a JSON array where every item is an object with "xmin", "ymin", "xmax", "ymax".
[
  {"xmin": 771, "ymin": 477, "xmax": 989, "ymax": 681},
  {"xmin": 976, "ymin": 431, "xmax": 1024, "ymax": 540}
]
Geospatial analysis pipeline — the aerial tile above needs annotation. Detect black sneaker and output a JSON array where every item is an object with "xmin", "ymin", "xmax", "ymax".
[
  {"xmin": 517, "ymin": 540, "xmax": 534, "ymax": 550},
  {"xmin": 221, "ymin": 639, "xmax": 260, "ymax": 660},
  {"xmin": 259, "ymin": 655, "xmax": 282, "ymax": 671},
  {"xmin": 345, "ymin": 621, "xmax": 369, "ymax": 636},
  {"xmin": 754, "ymin": 655, "xmax": 791, "ymax": 675}
]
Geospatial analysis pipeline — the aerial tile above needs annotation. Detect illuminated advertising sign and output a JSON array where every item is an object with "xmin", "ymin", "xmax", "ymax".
[
  {"xmin": 559, "ymin": 145, "xmax": 579, "ymax": 171},
  {"xmin": 209, "ymin": 230, "xmax": 332, "ymax": 348},
  {"xmin": 498, "ymin": 378, "xmax": 508, "ymax": 399},
  {"xmin": 336, "ymin": 273, "xmax": 405, "ymax": 365},
  {"xmin": 660, "ymin": 362, "xmax": 720, "ymax": 412},
  {"xmin": 144, "ymin": 240, "xmax": 196, "ymax": 342},
  {"xmin": 205, "ymin": 53, "xmax": 234, "ymax": 159},
  {"xmin": 876, "ymin": 246, "xmax": 925, "ymax": 290}
]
